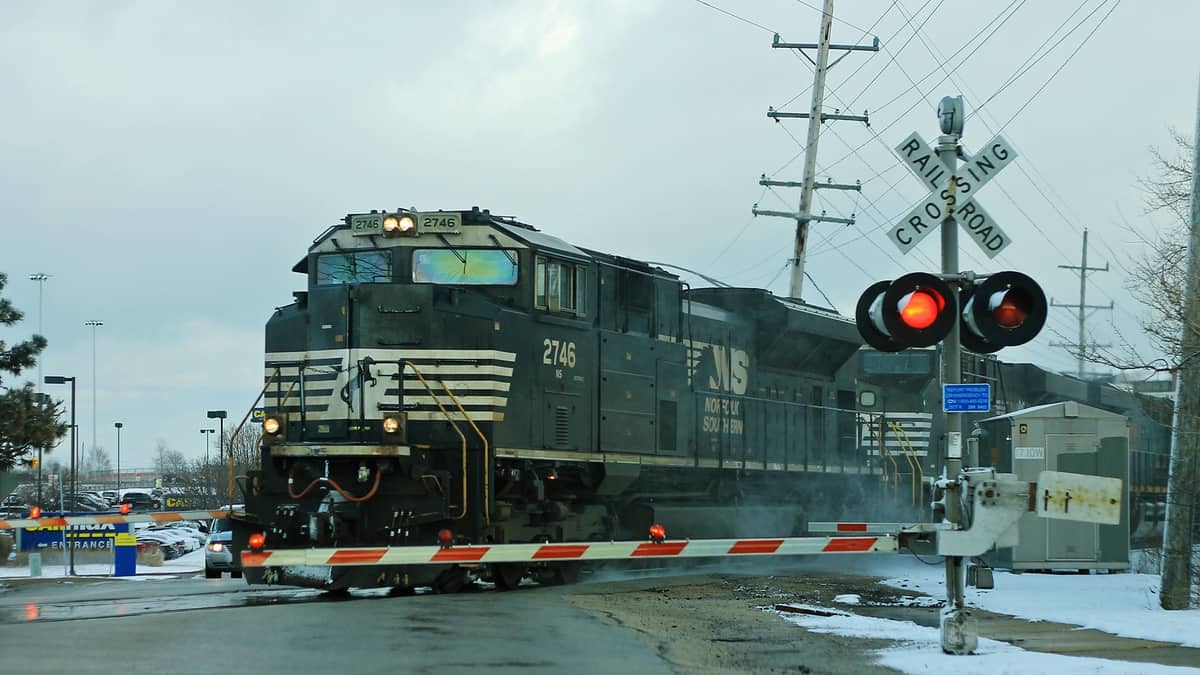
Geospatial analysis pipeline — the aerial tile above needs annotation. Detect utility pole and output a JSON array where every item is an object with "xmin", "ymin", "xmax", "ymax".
[
  {"xmin": 752, "ymin": 0, "xmax": 876, "ymax": 300},
  {"xmin": 1050, "ymin": 229, "xmax": 1112, "ymax": 378},
  {"xmin": 1160, "ymin": 75, "xmax": 1200, "ymax": 610}
]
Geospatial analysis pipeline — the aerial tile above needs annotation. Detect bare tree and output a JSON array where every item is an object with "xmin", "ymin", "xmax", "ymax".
[
  {"xmin": 1081, "ymin": 130, "xmax": 1199, "ymax": 610},
  {"xmin": 1084, "ymin": 132, "xmax": 1193, "ymax": 374},
  {"xmin": 153, "ymin": 440, "xmax": 189, "ymax": 485},
  {"xmin": 83, "ymin": 445, "xmax": 113, "ymax": 479}
]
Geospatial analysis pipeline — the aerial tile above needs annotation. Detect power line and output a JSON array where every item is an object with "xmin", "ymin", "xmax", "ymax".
[
  {"xmin": 691, "ymin": 0, "xmax": 777, "ymax": 34},
  {"xmin": 970, "ymin": 0, "xmax": 1097, "ymax": 116},
  {"xmin": 790, "ymin": 0, "xmax": 884, "ymax": 37},
  {"xmin": 992, "ymin": 0, "xmax": 1121, "ymax": 136},
  {"xmin": 775, "ymin": 0, "xmax": 902, "ymax": 111}
]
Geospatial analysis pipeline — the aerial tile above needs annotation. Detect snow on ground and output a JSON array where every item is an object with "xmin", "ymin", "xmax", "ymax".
[
  {"xmin": 783, "ymin": 606, "xmax": 1199, "ymax": 674},
  {"xmin": 779, "ymin": 558, "xmax": 1200, "ymax": 674},
  {"xmin": 885, "ymin": 566, "xmax": 1200, "ymax": 648},
  {"xmin": 0, "ymin": 548, "xmax": 204, "ymax": 580}
]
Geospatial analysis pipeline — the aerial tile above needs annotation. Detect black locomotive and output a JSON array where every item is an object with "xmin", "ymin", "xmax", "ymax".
[
  {"xmin": 231, "ymin": 207, "xmax": 906, "ymax": 591},
  {"xmin": 231, "ymin": 207, "xmax": 1173, "ymax": 591}
]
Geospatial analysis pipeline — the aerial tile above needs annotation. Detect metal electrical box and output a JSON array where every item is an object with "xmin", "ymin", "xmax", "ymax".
[{"xmin": 978, "ymin": 401, "xmax": 1129, "ymax": 571}]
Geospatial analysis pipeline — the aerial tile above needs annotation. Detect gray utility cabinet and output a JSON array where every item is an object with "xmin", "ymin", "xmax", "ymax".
[{"xmin": 978, "ymin": 401, "xmax": 1129, "ymax": 571}]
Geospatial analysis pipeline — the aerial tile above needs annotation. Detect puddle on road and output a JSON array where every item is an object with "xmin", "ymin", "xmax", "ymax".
[
  {"xmin": 4, "ymin": 588, "xmax": 325, "ymax": 623},
  {"xmin": 3, "ymin": 584, "xmax": 446, "ymax": 624}
]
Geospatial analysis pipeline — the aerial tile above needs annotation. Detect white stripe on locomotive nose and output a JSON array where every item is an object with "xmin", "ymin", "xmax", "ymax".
[
  {"xmin": 264, "ymin": 365, "xmax": 515, "ymax": 379},
  {"xmin": 401, "ymin": 395, "xmax": 509, "ymax": 407},
  {"xmin": 265, "ymin": 348, "xmax": 518, "ymax": 363},
  {"xmin": 399, "ymin": 380, "xmax": 511, "ymax": 392}
]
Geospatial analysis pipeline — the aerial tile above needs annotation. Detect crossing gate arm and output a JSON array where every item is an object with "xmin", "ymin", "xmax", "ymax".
[
  {"xmin": 241, "ymin": 535, "xmax": 901, "ymax": 568},
  {"xmin": 808, "ymin": 522, "xmax": 915, "ymax": 534},
  {"xmin": 0, "ymin": 509, "xmax": 241, "ymax": 530}
]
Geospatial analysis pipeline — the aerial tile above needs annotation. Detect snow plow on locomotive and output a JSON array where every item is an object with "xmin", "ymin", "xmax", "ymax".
[{"xmin": 229, "ymin": 207, "xmax": 882, "ymax": 592}]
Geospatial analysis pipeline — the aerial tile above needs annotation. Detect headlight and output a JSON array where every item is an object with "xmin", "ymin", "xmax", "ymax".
[
  {"xmin": 208, "ymin": 542, "xmax": 225, "ymax": 553},
  {"xmin": 382, "ymin": 214, "xmax": 416, "ymax": 233},
  {"xmin": 262, "ymin": 413, "xmax": 288, "ymax": 445},
  {"xmin": 382, "ymin": 416, "xmax": 401, "ymax": 434}
]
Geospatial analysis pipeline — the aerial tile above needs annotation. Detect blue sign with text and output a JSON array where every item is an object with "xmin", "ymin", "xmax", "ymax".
[{"xmin": 943, "ymin": 383, "xmax": 991, "ymax": 413}]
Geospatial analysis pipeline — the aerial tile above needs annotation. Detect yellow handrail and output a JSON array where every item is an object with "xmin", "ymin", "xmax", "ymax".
[
  {"xmin": 402, "ymin": 361, "xmax": 469, "ymax": 521},
  {"xmin": 872, "ymin": 415, "xmax": 899, "ymax": 496},
  {"xmin": 887, "ymin": 421, "xmax": 924, "ymax": 507},
  {"xmin": 432, "ymin": 380, "xmax": 490, "ymax": 526},
  {"xmin": 224, "ymin": 369, "xmax": 283, "ymax": 509}
]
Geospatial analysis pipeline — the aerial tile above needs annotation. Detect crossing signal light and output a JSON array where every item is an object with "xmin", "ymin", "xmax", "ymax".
[
  {"xmin": 959, "ymin": 271, "xmax": 1047, "ymax": 353},
  {"xmin": 855, "ymin": 270, "xmax": 1047, "ymax": 353},
  {"xmin": 855, "ymin": 272, "xmax": 956, "ymax": 352}
]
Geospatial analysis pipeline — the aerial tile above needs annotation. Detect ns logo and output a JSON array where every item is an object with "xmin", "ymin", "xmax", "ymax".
[{"xmin": 686, "ymin": 341, "xmax": 749, "ymax": 395}]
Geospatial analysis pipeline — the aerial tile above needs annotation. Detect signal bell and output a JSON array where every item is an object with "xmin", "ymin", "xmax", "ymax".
[
  {"xmin": 959, "ymin": 271, "xmax": 1047, "ymax": 353},
  {"xmin": 855, "ymin": 272, "xmax": 956, "ymax": 352}
]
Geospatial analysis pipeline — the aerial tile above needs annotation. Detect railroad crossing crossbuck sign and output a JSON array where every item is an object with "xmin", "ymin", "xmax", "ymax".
[{"xmin": 888, "ymin": 131, "xmax": 1017, "ymax": 258}]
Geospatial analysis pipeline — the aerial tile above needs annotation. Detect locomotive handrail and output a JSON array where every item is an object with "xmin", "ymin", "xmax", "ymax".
[
  {"xmin": 228, "ymin": 370, "xmax": 283, "ymax": 504},
  {"xmin": 430, "ymin": 377, "xmax": 491, "ymax": 527},
  {"xmin": 887, "ymin": 421, "xmax": 919, "ymax": 507},
  {"xmin": 887, "ymin": 421, "xmax": 923, "ymax": 507},
  {"xmin": 871, "ymin": 415, "xmax": 900, "ymax": 496},
  {"xmin": 401, "ymin": 361, "xmax": 470, "ymax": 521}
]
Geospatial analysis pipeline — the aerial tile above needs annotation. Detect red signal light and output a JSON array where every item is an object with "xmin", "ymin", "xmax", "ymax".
[
  {"xmin": 991, "ymin": 289, "xmax": 1030, "ymax": 327},
  {"xmin": 437, "ymin": 529, "xmax": 454, "ymax": 546},
  {"xmin": 29, "ymin": 506, "xmax": 41, "ymax": 519},
  {"xmin": 898, "ymin": 290, "xmax": 943, "ymax": 329},
  {"xmin": 119, "ymin": 503, "xmax": 131, "ymax": 515},
  {"xmin": 960, "ymin": 271, "xmax": 1047, "ymax": 353},
  {"xmin": 248, "ymin": 533, "xmax": 266, "ymax": 550},
  {"xmin": 648, "ymin": 524, "xmax": 666, "ymax": 542},
  {"xmin": 856, "ymin": 273, "xmax": 956, "ymax": 352}
]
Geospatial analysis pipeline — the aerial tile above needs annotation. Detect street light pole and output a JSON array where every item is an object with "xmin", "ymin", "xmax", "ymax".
[
  {"xmin": 45, "ymin": 375, "xmax": 76, "ymax": 575},
  {"xmin": 114, "ymin": 422, "xmax": 123, "ymax": 495},
  {"xmin": 207, "ymin": 411, "xmax": 227, "ymax": 506},
  {"xmin": 30, "ymin": 274, "xmax": 49, "ymax": 508},
  {"xmin": 201, "ymin": 428, "xmax": 215, "ymax": 506},
  {"xmin": 84, "ymin": 317, "xmax": 103, "ymax": 475},
  {"xmin": 29, "ymin": 274, "xmax": 49, "ymax": 392}
]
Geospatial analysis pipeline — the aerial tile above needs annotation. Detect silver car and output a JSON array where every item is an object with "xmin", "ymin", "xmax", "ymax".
[{"xmin": 204, "ymin": 517, "xmax": 242, "ymax": 579}]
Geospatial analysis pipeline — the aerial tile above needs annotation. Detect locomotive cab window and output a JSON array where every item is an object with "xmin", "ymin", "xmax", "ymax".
[
  {"xmin": 411, "ymin": 248, "xmax": 519, "ymax": 285},
  {"xmin": 535, "ymin": 256, "xmax": 585, "ymax": 315},
  {"xmin": 316, "ymin": 250, "xmax": 392, "ymax": 285}
]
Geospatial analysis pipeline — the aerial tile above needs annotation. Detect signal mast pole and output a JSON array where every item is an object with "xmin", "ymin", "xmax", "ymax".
[
  {"xmin": 935, "ymin": 97, "xmax": 971, "ymax": 654},
  {"xmin": 752, "ymin": 0, "xmax": 875, "ymax": 300}
]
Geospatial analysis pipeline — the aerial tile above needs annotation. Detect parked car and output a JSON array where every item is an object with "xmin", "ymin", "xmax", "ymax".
[
  {"xmin": 136, "ymin": 529, "xmax": 190, "ymax": 560},
  {"xmin": 120, "ymin": 491, "xmax": 162, "ymax": 511},
  {"xmin": 73, "ymin": 493, "xmax": 109, "ymax": 511},
  {"xmin": 60, "ymin": 496, "xmax": 102, "ymax": 512},
  {"xmin": 153, "ymin": 521, "xmax": 207, "ymax": 548},
  {"xmin": 100, "ymin": 490, "xmax": 119, "ymax": 505},
  {"xmin": 204, "ymin": 516, "xmax": 242, "ymax": 579}
]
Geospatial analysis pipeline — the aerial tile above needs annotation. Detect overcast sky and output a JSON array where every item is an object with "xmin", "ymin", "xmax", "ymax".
[{"xmin": 1, "ymin": 0, "xmax": 1196, "ymax": 470}]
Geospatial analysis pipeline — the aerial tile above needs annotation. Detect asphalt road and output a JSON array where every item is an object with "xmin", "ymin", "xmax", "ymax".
[
  {"xmin": 3, "ymin": 565, "xmax": 1196, "ymax": 674},
  {"xmin": 0, "ymin": 576, "xmax": 677, "ymax": 674}
]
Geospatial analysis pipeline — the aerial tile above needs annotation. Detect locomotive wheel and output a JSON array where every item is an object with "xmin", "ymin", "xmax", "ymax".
[
  {"xmin": 533, "ymin": 563, "xmax": 579, "ymax": 586},
  {"xmin": 432, "ymin": 567, "xmax": 470, "ymax": 594},
  {"xmin": 493, "ymin": 563, "xmax": 526, "ymax": 591}
]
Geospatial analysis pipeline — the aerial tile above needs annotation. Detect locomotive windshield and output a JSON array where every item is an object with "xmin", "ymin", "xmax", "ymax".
[
  {"xmin": 316, "ymin": 250, "xmax": 392, "ymax": 285},
  {"xmin": 412, "ymin": 248, "xmax": 519, "ymax": 285}
]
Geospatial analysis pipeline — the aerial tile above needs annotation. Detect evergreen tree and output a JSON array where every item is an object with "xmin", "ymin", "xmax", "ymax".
[{"xmin": 0, "ymin": 272, "xmax": 66, "ymax": 470}]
